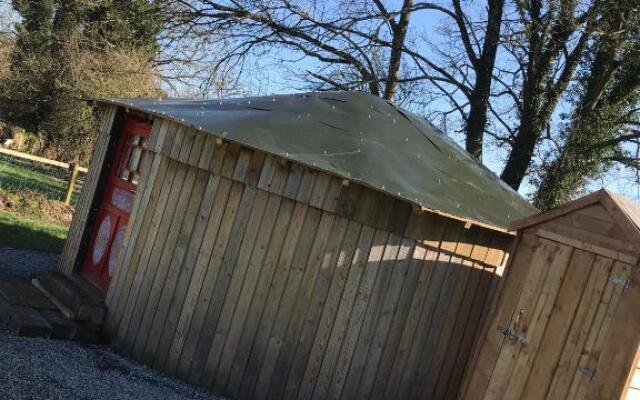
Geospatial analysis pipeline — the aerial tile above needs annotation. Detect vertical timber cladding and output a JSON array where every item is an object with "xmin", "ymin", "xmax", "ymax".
[
  {"xmin": 59, "ymin": 105, "xmax": 118, "ymax": 274},
  {"xmin": 460, "ymin": 199, "xmax": 640, "ymax": 400},
  {"xmin": 105, "ymin": 116, "xmax": 513, "ymax": 400}
]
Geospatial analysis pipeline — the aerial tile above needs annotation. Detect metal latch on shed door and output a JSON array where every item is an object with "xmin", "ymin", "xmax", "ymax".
[
  {"xmin": 610, "ymin": 276, "xmax": 633, "ymax": 291},
  {"xmin": 500, "ymin": 327, "xmax": 525, "ymax": 344},
  {"xmin": 501, "ymin": 309, "xmax": 526, "ymax": 344},
  {"xmin": 577, "ymin": 366, "xmax": 596, "ymax": 381}
]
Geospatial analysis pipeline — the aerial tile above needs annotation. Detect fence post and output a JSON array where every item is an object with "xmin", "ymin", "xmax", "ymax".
[{"xmin": 65, "ymin": 162, "xmax": 80, "ymax": 206}]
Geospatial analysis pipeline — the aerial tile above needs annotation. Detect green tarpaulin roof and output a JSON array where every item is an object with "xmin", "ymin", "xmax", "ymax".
[{"xmin": 100, "ymin": 91, "xmax": 537, "ymax": 231}]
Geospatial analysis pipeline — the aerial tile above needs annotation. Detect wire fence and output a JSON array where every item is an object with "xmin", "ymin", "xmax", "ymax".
[{"xmin": 0, "ymin": 148, "xmax": 86, "ymax": 207}]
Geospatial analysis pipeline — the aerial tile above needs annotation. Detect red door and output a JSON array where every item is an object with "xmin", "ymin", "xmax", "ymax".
[{"xmin": 82, "ymin": 115, "xmax": 152, "ymax": 293}]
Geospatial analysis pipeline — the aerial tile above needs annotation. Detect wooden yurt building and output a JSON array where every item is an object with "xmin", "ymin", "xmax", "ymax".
[
  {"xmin": 58, "ymin": 91, "xmax": 536, "ymax": 399},
  {"xmin": 460, "ymin": 189, "xmax": 640, "ymax": 400}
]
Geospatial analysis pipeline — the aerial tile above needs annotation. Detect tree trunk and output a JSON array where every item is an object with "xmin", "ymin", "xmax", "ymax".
[
  {"xmin": 534, "ymin": 4, "xmax": 637, "ymax": 208},
  {"xmin": 533, "ymin": 145, "xmax": 586, "ymax": 210},
  {"xmin": 465, "ymin": 89, "xmax": 489, "ymax": 161},
  {"xmin": 462, "ymin": 0, "xmax": 504, "ymax": 161},
  {"xmin": 500, "ymin": 119, "xmax": 540, "ymax": 189},
  {"xmin": 384, "ymin": 0, "xmax": 413, "ymax": 101}
]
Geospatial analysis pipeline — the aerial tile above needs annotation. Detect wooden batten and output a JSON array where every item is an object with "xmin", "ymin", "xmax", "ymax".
[
  {"xmin": 525, "ymin": 201, "xmax": 639, "ymax": 265},
  {"xmin": 69, "ymin": 112, "xmax": 514, "ymax": 400},
  {"xmin": 59, "ymin": 105, "xmax": 118, "ymax": 274}
]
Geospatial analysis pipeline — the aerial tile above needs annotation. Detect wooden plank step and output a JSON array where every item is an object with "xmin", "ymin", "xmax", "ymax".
[
  {"xmin": 32, "ymin": 272, "xmax": 106, "ymax": 325},
  {"xmin": 0, "ymin": 279, "xmax": 104, "ymax": 343},
  {"xmin": 0, "ymin": 294, "xmax": 52, "ymax": 338},
  {"xmin": 66, "ymin": 274, "xmax": 106, "ymax": 305},
  {"xmin": 38, "ymin": 308, "xmax": 104, "ymax": 343},
  {"xmin": 39, "ymin": 309, "xmax": 79, "ymax": 340},
  {"xmin": 0, "ymin": 281, "xmax": 58, "ymax": 310}
]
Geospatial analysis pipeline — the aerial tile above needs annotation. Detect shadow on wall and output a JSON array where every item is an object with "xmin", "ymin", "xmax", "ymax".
[
  {"xmin": 325, "ymin": 240, "xmax": 502, "ymax": 400},
  {"xmin": 198, "ymin": 227, "xmax": 506, "ymax": 400}
]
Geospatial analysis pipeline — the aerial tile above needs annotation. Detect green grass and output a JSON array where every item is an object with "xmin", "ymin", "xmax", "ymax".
[
  {"xmin": 0, "ymin": 154, "xmax": 82, "ymax": 204},
  {"xmin": 0, "ymin": 212, "xmax": 69, "ymax": 253},
  {"xmin": 0, "ymin": 154, "xmax": 75, "ymax": 253}
]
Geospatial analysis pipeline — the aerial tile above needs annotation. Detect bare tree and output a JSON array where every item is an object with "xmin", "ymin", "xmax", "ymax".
[
  {"xmin": 0, "ymin": 1, "xmax": 16, "ymax": 75},
  {"xmin": 160, "ymin": 0, "xmax": 508, "ymax": 161},
  {"xmin": 490, "ymin": 0, "xmax": 599, "ymax": 189}
]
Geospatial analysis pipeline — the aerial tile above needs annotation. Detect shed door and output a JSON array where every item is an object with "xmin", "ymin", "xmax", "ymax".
[
  {"xmin": 481, "ymin": 234, "xmax": 638, "ymax": 400},
  {"xmin": 81, "ymin": 115, "xmax": 152, "ymax": 293}
]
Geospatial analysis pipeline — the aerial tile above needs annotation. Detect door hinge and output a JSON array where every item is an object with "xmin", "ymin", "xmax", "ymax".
[
  {"xmin": 500, "ymin": 327, "xmax": 525, "ymax": 344},
  {"xmin": 578, "ymin": 366, "xmax": 596, "ymax": 381},
  {"xmin": 610, "ymin": 276, "xmax": 632, "ymax": 291}
]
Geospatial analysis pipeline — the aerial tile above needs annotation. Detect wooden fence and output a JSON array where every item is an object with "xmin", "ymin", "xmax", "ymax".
[{"xmin": 0, "ymin": 147, "xmax": 88, "ymax": 205}]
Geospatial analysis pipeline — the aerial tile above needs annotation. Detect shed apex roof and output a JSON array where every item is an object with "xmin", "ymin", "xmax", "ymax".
[
  {"xmin": 99, "ymin": 91, "xmax": 537, "ymax": 231},
  {"xmin": 510, "ymin": 188, "xmax": 640, "ymax": 244}
]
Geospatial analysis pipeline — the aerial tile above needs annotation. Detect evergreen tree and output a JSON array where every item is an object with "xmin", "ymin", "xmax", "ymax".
[
  {"xmin": 0, "ymin": 0, "xmax": 163, "ymax": 161},
  {"xmin": 3, "ymin": 0, "xmax": 56, "ymax": 131},
  {"xmin": 533, "ymin": 0, "xmax": 640, "ymax": 209}
]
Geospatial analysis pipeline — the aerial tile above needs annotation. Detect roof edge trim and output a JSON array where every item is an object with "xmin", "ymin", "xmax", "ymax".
[
  {"xmin": 509, "ymin": 189, "xmax": 605, "ymax": 231},
  {"xmin": 510, "ymin": 188, "xmax": 640, "ymax": 248}
]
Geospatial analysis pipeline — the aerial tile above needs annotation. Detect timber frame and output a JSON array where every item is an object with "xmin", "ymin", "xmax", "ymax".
[{"xmin": 59, "ymin": 105, "xmax": 120, "ymax": 274}]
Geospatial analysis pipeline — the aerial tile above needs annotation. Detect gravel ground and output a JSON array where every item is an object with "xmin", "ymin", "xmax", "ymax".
[
  {"xmin": 0, "ymin": 248, "xmax": 59, "ymax": 280},
  {"xmin": 0, "ymin": 248, "xmax": 219, "ymax": 400}
]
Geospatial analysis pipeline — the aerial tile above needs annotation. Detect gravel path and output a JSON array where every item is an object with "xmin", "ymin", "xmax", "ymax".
[
  {"xmin": 0, "ymin": 248, "xmax": 59, "ymax": 280},
  {"xmin": 0, "ymin": 248, "xmax": 220, "ymax": 400}
]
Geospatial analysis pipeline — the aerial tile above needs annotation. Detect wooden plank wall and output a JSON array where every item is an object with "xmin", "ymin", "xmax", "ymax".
[
  {"xmin": 532, "ymin": 203, "xmax": 638, "ymax": 265},
  {"xmin": 105, "ymin": 117, "xmax": 513, "ymax": 400},
  {"xmin": 460, "ymin": 224, "xmax": 639, "ymax": 400},
  {"xmin": 59, "ymin": 105, "xmax": 118, "ymax": 274}
]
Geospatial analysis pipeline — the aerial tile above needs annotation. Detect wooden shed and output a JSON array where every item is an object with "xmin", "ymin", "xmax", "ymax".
[
  {"xmin": 58, "ymin": 91, "xmax": 536, "ymax": 399},
  {"xmin": 460, "ymin": 188, "xmax": 640, "ymax": 400}
]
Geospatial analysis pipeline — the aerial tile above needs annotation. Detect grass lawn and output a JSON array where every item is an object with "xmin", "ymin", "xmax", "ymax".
[
  {"xmin": 0, "ymin": 212, "xmax": 68, "ymax": 253},
  {"xmin": 0, "ymin": 154, "xmax": 76, "ymax": 202},
  {"xmin": 0, "ymin": 154, "xmax": 75, "ymax": 253}
]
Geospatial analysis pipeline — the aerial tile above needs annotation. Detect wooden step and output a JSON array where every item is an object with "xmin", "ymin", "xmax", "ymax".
[
  {"xmin": 32, "ymin": 272, "xmax": 106, "ymax": 325},
  {"xmin": 0, "ymin": 279, "xmax": 105, "ymax": 342},
  {"xmin": 38, "ymin": 308, "xmax": 104, "ymax": 343},
  {"xmin": 0, "ymin": 281, "xmax": 59, "ymax": 311},
  {"xmin": 38, "ymin": 309, "xmax": 78, "ymax": 340},
  {"xmin": 0, "ymin": 294, "xmax": 52, "ymax": 338},
  {"xmin": 73, "ymin": 321, "xmax": 106, "ymax": 344}
]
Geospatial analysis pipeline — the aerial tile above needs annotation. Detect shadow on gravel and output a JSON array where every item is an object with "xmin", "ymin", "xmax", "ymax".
[
  {"xmin": 93, "ymin": 352, "xmax": 133, "ymax": 376},
  {"xmin": 0, "ymin": 248, "xmax": 58, "ymax": 281}
]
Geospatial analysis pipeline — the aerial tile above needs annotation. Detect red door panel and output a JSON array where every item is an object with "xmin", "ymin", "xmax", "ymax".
[{"xmin": 82, "ymin": 115, "xmax": 152, "ymax": 293}]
